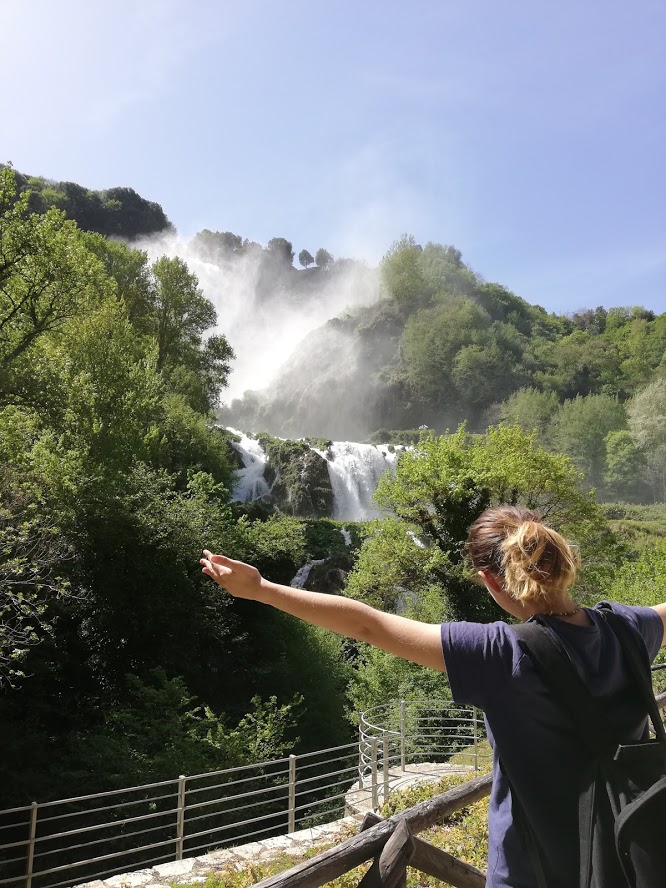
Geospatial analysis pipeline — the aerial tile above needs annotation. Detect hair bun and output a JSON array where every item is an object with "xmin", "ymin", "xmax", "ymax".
[{"xmin": 501, "ymin": 520, "xmax": 579, "ymax": 604}]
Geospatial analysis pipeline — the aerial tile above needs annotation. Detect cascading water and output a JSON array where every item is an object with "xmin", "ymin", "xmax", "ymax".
[
  {"xmin": 227, "ymin": 429, "xmax": 401, "ymax": 521},
  {"xmin": 229, "ymin": 430, "xmax": 271, "ymax": 502},
  {"xmin": 290, "ymin": 559, "xmax": 327, "ymax": 588},
  {"xmin": 315, "ymin": 442, "xmax": 400, "ymax": 522}
]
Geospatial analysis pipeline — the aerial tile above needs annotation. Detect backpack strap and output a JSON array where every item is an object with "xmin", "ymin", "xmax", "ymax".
[
  {"xmin": 508, "ymin": 620, "xmax": 614, "ymax": 888},
  {"xmin": 595, "ymin": 604, "xmax": 666, "ymax": 742},
  {"xmin": 512, "ymin": 620, "xmax": 618, "ymax": 754}
]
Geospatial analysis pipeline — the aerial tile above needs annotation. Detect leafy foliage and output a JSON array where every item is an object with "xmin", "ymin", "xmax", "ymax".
[
  {"xmin": 10, "ymin": 166, "xmax": 171, "ymax": 238},
  {"xmin": 362, "ymin": 425, "xmax": 614, "ymax": 620},
  {"xmin": 298, "ymin": 248, "xmax": 314, "ymax": 268},
  {"xmin": 226, "ymin": 230, "xmax": 666, "ymax": 497},
  {"xmin": 0, "ymin": 168, "xmax": 353, "ymax": 807}
]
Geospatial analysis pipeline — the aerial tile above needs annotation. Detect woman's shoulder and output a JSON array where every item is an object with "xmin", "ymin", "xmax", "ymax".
[
  {"xmin": 592, "ymin": 601, "xmax": 664, "ymax": 661},
  {"xmin": 441, "ymin": 619, "xmax": 524, "ymax": 708}
]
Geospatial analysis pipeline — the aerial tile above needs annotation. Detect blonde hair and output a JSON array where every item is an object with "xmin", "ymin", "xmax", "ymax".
[{"xmin": 467, "ymin": 506, "xmax": 580, "ymax": 606}]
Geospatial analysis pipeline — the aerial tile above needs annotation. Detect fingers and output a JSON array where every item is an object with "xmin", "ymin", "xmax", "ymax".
[
  {"xmin": 200, "ymin": 555, "xmax": 232, "ymax": 580},
  {"xmin": 203, "ymin": 550, "xmax": 239, "ymax": 567}
]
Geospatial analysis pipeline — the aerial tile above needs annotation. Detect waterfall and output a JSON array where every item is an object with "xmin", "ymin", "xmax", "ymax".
[
  {"xmin": 227, "ymin": 429, "xmax": 401, "ymax": 521},
  {"xmin": 315, "ymin": 442, "xmax": 399, "ymax": 522},
  {"xmin": 229, "ymin": 430, "xmax": 271, "ymax": 502},
  {"xmin": 290, "ymin": 559, "xmax": 327, "ymax": 589}
]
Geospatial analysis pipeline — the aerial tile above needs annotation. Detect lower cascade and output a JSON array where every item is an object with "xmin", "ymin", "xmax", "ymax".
[
  {"xmin": 230, "ymin": 432, "xmax": 271, "ymax": 501},
  {"xmin": 314, "ymin": 441, "xmax": 399, "ymax": 521},
  {"xmin": 227, "ymin": 429, "xmax": 401, "ymax": 521}
]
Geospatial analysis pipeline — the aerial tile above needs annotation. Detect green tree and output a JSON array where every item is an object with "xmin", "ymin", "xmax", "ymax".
[
  {"xmin": 627, "ymin": 379, "xmax": 666, "ymax": 501},
  {"xmin": 477, "ymin": 283, "xmax": 536, "ymax": 335},
  {"xmin": 418, "ymin": 242, "xmax": 477, "ymax": 300},
  {"xmin": 0, "ymin": 470, "xmax": 70, "ymax": 685},
  {"xmin": 452, "ymin": 338, "xmax": 527, "ymax": 411},
  {"xmin": 496, "ymin": 387, "xmax": 560, "ymax": 439},
  {"xmin": 83, "ymin": 234, "xmax": 155, "ymax": 329},
  {"xmin": 150, "ymin": 256, "xmax": 234, "ymax": 411},
  {"xmin": 380, "ymin": 235, "xmax": 425, "ymax": 308},
  {"xmin": 191, "ymin": 230, "xmax": 244, "ymax": 262},
  {"xmin": 550, "ymin": 394, "xmax": 627, "ymax": 492},
  {"xmin": 298, "ymin": 249, "xmax": 314, "ymax": 268},
  {"xmin": 604, "ymin": 430, "xmax": 647, "ymax": 502},
  {"xmin": 369, "ymin": 425, "xmax": 611, "ymax": 618},
  {"xmin": 400, "ymin": 299, "xmax": 491, "ymax": 407},
  {"xmin": 627, "ymin": 378, "xmax": 666, "ymax": 451},
  {"xmin": 0, "ymin": 167, "xmax": 113, "ymax": 403},
  {"xmin": 266, "ymin": 237, "xmax": 294, "ymax": 266},
  {"xmin": 533, "ymin": 331, "xmax": 622, "ymax": 398},
  {"xmin": 314, "ymin": 247, "xmax": 333, "ymax": 269}
]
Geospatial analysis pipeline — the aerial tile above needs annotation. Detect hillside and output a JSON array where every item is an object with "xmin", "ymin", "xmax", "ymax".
[
  {"xmin": 222, "ymin": 236, "xmax": 665, "ymax": 442},
  {"xmin": 7, "ymin": 166, "xmax": 172, "ymax": 238},
  {"xmin": 220, "ymin": 237, "xmax": 666, "ymax": 502}
]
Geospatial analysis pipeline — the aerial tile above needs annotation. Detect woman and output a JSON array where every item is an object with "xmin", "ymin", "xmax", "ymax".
[{"xmin": 201, "ymin": 505, "xmax": 666, "ymax": 888}]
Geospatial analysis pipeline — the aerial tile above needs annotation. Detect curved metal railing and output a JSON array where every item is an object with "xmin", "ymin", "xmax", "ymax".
[{"xmin": 358, "ymin": 699, "xmax": 489, "ymax": 800}]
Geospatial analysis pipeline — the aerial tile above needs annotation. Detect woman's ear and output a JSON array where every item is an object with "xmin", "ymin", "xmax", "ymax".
[{"xmin": 478, "ymin": 569, "xmax": 504, "ymax": 597}]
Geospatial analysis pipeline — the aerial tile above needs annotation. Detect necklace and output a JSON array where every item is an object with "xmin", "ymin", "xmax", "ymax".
[{"xmin": 544, "ymin": 607, "xmax": 580, "ymax": 617}]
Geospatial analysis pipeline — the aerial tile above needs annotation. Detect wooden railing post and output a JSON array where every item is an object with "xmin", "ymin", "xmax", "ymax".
[
  {"xmin": 359, "ymin": 810, "xmax": 485, "ymax": 888},
  {"xmin": 357, "ymin": 817, "xmax": 415, "ymax": 888},
  {"xmin": 379, "ymin": 820, "xmax": 414, "ymax": 888}
]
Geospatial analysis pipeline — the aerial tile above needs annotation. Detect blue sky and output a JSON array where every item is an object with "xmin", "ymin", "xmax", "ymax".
[{"xmin": 4, "ymin": 0, "xmax": 665, "ymax": 314}]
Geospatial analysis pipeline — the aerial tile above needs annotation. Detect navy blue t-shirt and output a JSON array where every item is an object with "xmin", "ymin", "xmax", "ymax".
[{"xmin": 440, "ymin": 603, "xmax": 663, "ymax": 888}]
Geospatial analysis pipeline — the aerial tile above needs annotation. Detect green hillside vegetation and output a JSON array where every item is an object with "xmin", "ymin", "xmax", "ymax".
[
  {"xmin": 6, "ymin": 165, "xmax": 172, "ymax": 238},
  {"xmin": 224, "ymin": 236, "xmax": 666, "ymax": 502},
  {"xmin": 0, "ymin": 167, "xmax": 352, "ymax": 806},
  {"xmin": 1, "ymin": 162, "xmax": 665, "ymax": 851}
]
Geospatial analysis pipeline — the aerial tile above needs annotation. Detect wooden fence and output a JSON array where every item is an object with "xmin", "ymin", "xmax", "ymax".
[{"xmin": 252, "ymin": 773, "xmax": 492, "ymax": 888}]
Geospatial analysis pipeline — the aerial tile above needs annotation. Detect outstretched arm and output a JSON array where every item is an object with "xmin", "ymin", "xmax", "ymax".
[
  {"xmin": 201, "ymin": 551, "xmax": 446, "ymax": 671},
  {"xmin": 651, "ymin": 604, "xmax": 666, "ymax": 646}
]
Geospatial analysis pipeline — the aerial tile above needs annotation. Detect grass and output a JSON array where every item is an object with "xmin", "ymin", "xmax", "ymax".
[{"xmin": 605, "ymin": 503, "xmax": 666, "ymax": 549}]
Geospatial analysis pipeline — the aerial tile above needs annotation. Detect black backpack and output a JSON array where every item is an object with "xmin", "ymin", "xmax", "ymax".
[{"xmin": 510, "ymin": 606, "xmax": 666, "ymax": 888}]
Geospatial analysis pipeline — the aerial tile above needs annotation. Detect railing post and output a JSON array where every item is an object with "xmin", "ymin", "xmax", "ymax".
[
  {"xmin": 358, "ymin": 711, "xmax": 364, "ymax": 787},
  {"xmin": 473, "ymin": 706, "xmax": 479, "ymax": 772},
  {"xmin": 370, "ymin": 738, "xmax": 379, "ymax": 810},
  {"xmin": 25, "ymin": 801, "xmax": 38, "ymax": 888},
  {"xmin": 382, "ymin": 731, "xmax": 390, "ymax": 806},
  {"xmin": 176, "ymin": 775, "xmax": 186, "ymax": 860},
  {"xmin": 288, "ymin": 754, "xmax": 296, "ymax": 833},
  {"xmin": 400, "ymin": 700, "xmax": 406, "ymax": 772}
]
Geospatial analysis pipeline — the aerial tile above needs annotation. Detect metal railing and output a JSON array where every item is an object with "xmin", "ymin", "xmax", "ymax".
[
  {"xmin": 1, "ymin": 683, "xmax": 662, "ymax": 888},
  {"xmin": 0, "ymin": 741, "xmax": 369, "ymax": 888},
  {"xmin": 358, "ymin": 699, "xmax": 489, "ymax": 798}
]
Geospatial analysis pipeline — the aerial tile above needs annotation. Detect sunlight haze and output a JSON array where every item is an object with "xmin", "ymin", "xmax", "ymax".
[{"xmin": 3, "ymin": 0, "xmax": 665, "ymax": 312}]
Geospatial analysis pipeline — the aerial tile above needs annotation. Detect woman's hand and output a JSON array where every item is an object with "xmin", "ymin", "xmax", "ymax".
[
  {"xmin": 200, "ymin": 550, "xmax": 445, "ymax": 671},
  {"xmin": 200, "ymin": 550, "xmax": 263, "ymax": 600}
]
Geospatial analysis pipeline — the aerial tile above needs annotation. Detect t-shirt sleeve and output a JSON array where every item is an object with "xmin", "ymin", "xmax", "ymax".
[
  {"xmin": 441, "ymin": 620, "xmax": 520, "ymax": 709},
  {"xmin": 602, "ymin": 602, "xmax": 664, "ymax": 662}
]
